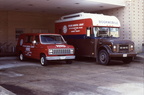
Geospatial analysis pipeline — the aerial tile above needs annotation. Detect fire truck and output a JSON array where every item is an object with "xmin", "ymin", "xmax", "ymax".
[
  {"xmin": 16, "ymin": 33, "xmax": 75, "ymax": 66},
  {"xmin": 55, "ymin": 12, "xmax": 137, "ymax": 65}
]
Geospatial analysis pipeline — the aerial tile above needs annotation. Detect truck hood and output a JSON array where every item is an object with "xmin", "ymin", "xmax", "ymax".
[{"xmin": 100, "ymin": 38, "xmax": 134, "ymax": 45}]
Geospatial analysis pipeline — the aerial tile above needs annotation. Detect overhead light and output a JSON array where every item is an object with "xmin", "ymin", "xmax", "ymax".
[
  {"xmin": 28, "ymin": 4, "xmax": 33, "ymax": 7},
  {"xmin": 15, "ymin": 8, "xmax": 19, "ymax": 11},
  {"xmin": 75, "ymin": 3, "xmax": 79, "ymax": 4},
  {"xmin": 57, "ymin": 7, "xmax": 61, "ymax": 9},
  {"xmin": 41, "ymin": 11, "xmax": 46, "ymax": 12},
  {"xmin": 100, "ymin": 6, "xmax": 103, "ymax": 8}
]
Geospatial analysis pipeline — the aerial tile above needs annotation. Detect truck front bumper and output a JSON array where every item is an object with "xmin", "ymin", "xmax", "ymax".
[
  {"xmin": 109, "ymin": 52, "xmax": 137, "ymax": 58},
  {"xmin": 46, "ymin": 55, "xmax": 75, "ymax": 60}
]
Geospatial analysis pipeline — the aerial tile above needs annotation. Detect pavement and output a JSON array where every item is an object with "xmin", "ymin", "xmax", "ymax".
[
  {"xmin": 136, "ymin": 52, "xmax": 144, "ymax": 59},
  {"xmin": 0, "ymin": 52, "xmax": 143, "ymax": 95},
  {"xmin": 0, "ymin": 86, "xmax": 16, "ymax": 95}
]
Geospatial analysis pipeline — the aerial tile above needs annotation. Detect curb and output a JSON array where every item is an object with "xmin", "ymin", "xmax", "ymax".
[
  {"xmin": 0, "ymin": 57, "xmax": 17, "ymax": 60},
  {"xmin": 0, "ymin": 86, "xmax": 16, "ymax": 95},
  {"xmin": 136, "ymin": 53, "xmax": 144, "ymax": 59},
  {"xmin": 136, "ymin": 55, "xmax": 144, "ymax": 59}
]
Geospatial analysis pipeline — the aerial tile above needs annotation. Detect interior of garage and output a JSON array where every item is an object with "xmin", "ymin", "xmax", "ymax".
[{"xmin": 0, "ymin": 0, "xmax": 144, "ymax": 56}]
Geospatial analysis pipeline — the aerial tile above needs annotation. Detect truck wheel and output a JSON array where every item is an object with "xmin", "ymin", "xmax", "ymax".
[
  {"xmin": 19, "ymin": 53, "xmax": 25, "ymax": 61},
  {"xmin": 122, "ymin": 57, "xmax": 133, "ymax": 64},
  {"xmin": 98, "ymin": 50, "xmax": 110, "ymax": 65},
  {"xmin": 40, "ymin": 55, "xmax": 47, "ymax": 66},
  {"xmin": 66, "ymin": 60, "xmax": 72, "ymax": 64}
]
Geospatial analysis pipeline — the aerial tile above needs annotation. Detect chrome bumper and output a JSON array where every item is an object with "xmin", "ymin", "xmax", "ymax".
[
  {"xmin": 109, "ymin": 52, "xmax": 137, "ymax": 57},
  {"xmin": 46, "ymin": 55, "xmax": 75, "ymax": 60}
]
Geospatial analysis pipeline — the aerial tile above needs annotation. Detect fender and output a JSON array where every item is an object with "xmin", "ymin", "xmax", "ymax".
[
  {"xmin": 98, "ymin": 45, "xmax": 112, "ymax": 54},
  {"xmin": 95, "ymin": 45, "xmax": 112, "ymax": 63}
]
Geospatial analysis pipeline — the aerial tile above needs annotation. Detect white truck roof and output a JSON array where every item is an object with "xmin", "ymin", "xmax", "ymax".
[{"xmin": 56, "ymin": 12, "xmax": 120, "ymax": 27}]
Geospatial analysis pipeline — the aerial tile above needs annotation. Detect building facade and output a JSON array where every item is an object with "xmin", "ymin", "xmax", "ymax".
[
  {"xmin": 97, "ymin": 0, "xmax": 144, "ymax": 53},
  {"xmin": 0, "ymin": 0, "xmax": 143, "ymax": 56}
]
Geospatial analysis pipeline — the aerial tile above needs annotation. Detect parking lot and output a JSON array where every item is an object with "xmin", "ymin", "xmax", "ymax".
[{"xmin": 0, "ymin": 56, "xmax": 144, "ymax": 95}]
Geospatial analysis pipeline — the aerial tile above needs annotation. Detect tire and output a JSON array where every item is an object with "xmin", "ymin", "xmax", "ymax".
[
  {"xmin": 98, "ymin": 50, "xmax": 110, "ymax": 65},
  {"xmin": 66, "ymin": 60, "xmax": 72, "ymax": 64},
  {"xmin": 122, "ymin": 57, "xmax": 133, "ymax": 64},
  {"xmin": 19, "ymin": 53, "xmax": 26, "ymax": 61},
  {"xmin": 40, "ymin": 55, "xmax": 47, "ymax": 66}
]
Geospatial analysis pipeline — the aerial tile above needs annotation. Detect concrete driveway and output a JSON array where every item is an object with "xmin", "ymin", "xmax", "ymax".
[{"xmin": 0, "ymin": 57, "xmax": 144, "ymax": 95}]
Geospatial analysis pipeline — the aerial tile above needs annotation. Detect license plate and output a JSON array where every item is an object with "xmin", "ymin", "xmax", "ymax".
[
  {"xmin": 60, "ymin": 56, "xmax": 66, "ymax": 59},
  {"xmin": 123, "ymin": 54, "xmax": 127, "ymax": 57}
]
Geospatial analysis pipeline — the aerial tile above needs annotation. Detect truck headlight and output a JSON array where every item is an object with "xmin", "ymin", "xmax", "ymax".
[
  {"xmin": 130, "ymin": 44, "xmax": 134, "ymax": 51},
  {"xmin": 49, "ymin": 49, "xmax": 53, "ymax": 54},
  {"xmin": 113, "ymin": 45, "xmax": 117, "ymax": 52},
  {"xmin": 70, "ymin": 49, "xmax": 74, "ymax": 54}
]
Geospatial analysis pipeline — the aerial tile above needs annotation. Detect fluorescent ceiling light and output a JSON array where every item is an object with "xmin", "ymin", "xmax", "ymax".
[{"xmin": 86, "ymin": 0, "xmax": 125, "ymax": 6}]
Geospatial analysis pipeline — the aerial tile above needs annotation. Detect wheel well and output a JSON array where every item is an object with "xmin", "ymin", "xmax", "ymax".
[
  {"xmin": 98, "ymin": 47, "xmax": 107, "ymax": 53},
  {"xmin": 19, "ymin": 51, "xmax": 22, "ymax": 53},
  {"xmin": 18, "ymin": 51, "xmax": 23, "ymax": 55},
  {"xmin": 40, "ymin": 53, "xmax": 45, "ymax": 58}
]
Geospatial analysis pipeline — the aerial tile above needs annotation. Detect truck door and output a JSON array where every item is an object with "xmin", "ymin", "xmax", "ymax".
[
  {"xmin": 85, "ymin": 27, "xmax": 96, "ymax": 57},
  {"xmin": 75, "ymin": 27, "xmax": 95, "ymax": 57},
  {"xmin": 30, "ymin": 35, "xmax": 41, "ymax": 59}
]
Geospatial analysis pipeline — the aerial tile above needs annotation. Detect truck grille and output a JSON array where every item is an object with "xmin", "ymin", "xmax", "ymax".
[
  {"xmin": 49, "ymin": 49, "xmax": 73, "ymax": 55},
  {"xmin": 119, "ymin": 45, "xmax": 129, "ymax": 53}
]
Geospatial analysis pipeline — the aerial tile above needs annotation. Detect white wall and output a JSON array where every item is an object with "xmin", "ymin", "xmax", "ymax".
[{"xmin": 96, "ymin": 0, "xmax": 144, "ymax": 53}]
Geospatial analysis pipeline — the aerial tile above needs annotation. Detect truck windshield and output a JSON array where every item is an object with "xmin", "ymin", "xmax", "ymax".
[
  {"xmin": 40, "ymin": 35, "xmax": 66, "ymax": 44},
  {"xmin": 93, "ymin": 27, "xmax": 119, "ymax": 38}
]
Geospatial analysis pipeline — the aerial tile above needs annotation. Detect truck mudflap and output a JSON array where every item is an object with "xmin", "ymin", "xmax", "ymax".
[
  {"xmin": 109, "ymin": 53, "xmax": 137, "ymax": 58},
  {"xmin": 46, "ymin": 55, "xmax": 75, "ymax": 60}
]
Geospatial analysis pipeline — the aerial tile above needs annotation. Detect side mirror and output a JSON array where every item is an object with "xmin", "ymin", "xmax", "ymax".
[
  {"xmin": 86, "ymin": 29, "xmax": 90, "ymax": 37},
  {"xmin": 32, "ymin": 40, "xmax": 36, "ymax": 45}
]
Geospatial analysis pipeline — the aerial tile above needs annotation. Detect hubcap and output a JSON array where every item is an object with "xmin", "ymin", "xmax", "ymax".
[
  {"xmin": 41, "ymin": 57, "xmax": 44, "ymax": 65},
  {"xmin": 20, "ymin": 54, "xmax": 23, "ymax": 60},
  {"xmin": 100, "ymin": 52, "xmax": 107, "ymax": 63}
]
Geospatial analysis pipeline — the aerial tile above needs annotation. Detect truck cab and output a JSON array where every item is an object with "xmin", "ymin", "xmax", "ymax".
[
  {"xmin": 55, "ymin": 12, "xmax": 136, "ymax": 65},
  {"xmin": 89, "ymin": 27, "xmax": 136, "ymax": 65},
  {"xmin": 16, "ymin": 33, "xmax": 75, "ymax": 66}
]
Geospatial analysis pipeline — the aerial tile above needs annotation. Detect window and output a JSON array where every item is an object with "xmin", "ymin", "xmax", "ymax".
[
  {"xmin": 94, "ymin": 27, "xmax": 119, "ymax": 37},
  {"xmin": 25, "ymin": 36, "xmax": 33, "ymax": 43},
  {"xmin": 15, "ymin": 28, "xmax": 24, "ymax": 40},
  {"xmin": 86, "ymin": 27, "xmax": 91, "ymax": 37},
  {"xmin": 20, "ymin": 39, "xmax": 23, "ymax": 46},
  {"xmin": 40, "ymin": 35, "xmax": 65, "ymax": 44}
]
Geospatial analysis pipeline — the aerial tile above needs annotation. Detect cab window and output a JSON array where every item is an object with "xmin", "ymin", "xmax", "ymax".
[
  {"xmin": 86, "ymin": 27, "xmax": 91, "ymax": 37},
  {"xmin": 86, "ymin": 27, "xmax": 96, "ymax": 37}
]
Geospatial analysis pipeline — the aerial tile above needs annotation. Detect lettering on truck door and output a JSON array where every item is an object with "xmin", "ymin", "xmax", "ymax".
[{"xmin": 23, "ymin": 35, "xmax": 33, "ymax": 57}]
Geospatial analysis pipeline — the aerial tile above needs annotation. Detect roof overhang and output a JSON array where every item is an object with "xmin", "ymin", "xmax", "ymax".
[{"xmin": 0, "ymin": 0, "xmax": 125, "ymax": 14}]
